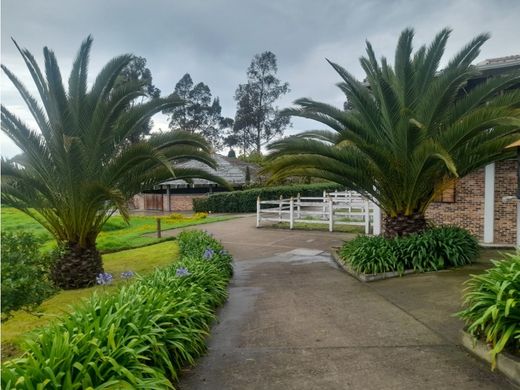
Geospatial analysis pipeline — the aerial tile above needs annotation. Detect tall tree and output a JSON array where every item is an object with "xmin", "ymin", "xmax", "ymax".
[
  {"xmin": 232, "ymin": 51, "xmax": 290, "ymax": 154},
  {"xmin": 164, "ymin": 73, "xmax": 232, "ymax": 150},
  {"xmin": 266, "ymin": 28, "xmax": 520, "ymax": 237},
  {"xmin": 115, "ymin": 56, "xmax": 160, "ymax": 143},
  {"xmin": 1, "ymin": 37, "xmax": 227, "ymax": 289}
]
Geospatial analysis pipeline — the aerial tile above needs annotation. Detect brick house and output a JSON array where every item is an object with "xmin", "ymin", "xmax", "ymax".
[
  {"xmin": 132, "ymin": 154, "xmax": 259, "ymax": 212},
  {"xmin": 414, "ymin": 55, "xmax": 520, "ymax": 246}
]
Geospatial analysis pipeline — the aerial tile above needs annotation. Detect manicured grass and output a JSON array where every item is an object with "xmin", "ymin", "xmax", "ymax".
[
  {"xmin": 266, "ymin": 221, "xmax": 363, "ymax": 233},
  {"xmin": 1, "ymin": 241, "xmax": 179, "ymax": 358},
  {"xmin": 1, "ymin": 207, "xmax": 233, "ymax": 252}
]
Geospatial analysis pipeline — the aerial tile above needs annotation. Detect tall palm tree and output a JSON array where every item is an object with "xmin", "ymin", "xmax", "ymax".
[
  {"xmin": 1, "ymin": 37, "xmax": 227, "ymax": 289},
  {"xmin": 266, "ymin": 28, "xmax": 520, "ymax": 237}
]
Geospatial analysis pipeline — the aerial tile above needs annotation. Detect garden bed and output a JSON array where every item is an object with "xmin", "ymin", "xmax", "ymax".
[
  {"xmin": 330, "ymin": 247, "xmax": 415, "ymax": 282},
  {"xmin": 461, "ymin": 330, "xmax": 520, "ymax": 386}
]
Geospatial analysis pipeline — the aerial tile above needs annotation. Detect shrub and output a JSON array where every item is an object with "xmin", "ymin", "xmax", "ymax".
[
  {"xmin": 458, "ymin": 253, "xmax": 520, "ymax": 367},
  {"xmin": 193, "ymin": 182, "xmax": 343, "ymax": 213},
  {"xmin": 340, "ymin": 226, "xmax": 479, "ymax": 274},
  {"xmin": 1, "ymin": 230, "xmax": 233, "ymax": 389},
  {"xmin": 1, "ymin": 232, "xmax": 55, "ymax": 318}
]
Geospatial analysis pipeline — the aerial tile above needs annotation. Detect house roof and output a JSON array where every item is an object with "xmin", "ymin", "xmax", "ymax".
[
  {"xmin": 160, "ymin": 154, "xmax": 259, "ymax": 187},
  {"xmin": 475, "ymin": 55, "xmax": 520, "ymax": 71}
]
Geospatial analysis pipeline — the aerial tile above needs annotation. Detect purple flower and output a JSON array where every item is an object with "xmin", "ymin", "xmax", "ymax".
[
  {"xmin": 176, "ymin": 267, "xmax": 191, "ymax": 277},
  {"xmin": 121, "ymin": 271, "xmax": 135, "ymax": 279},
  {"xmin": 203, "ymin": 248, "xmax": 215, "ymax": 260},
  {"xmin": 96, "ymin": 272, "xmax": 113, "ymax": 285}
]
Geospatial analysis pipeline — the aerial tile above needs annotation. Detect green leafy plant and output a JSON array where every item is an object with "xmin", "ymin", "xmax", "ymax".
[
  {"xmin": 1, "ymin": 37, "xmax": 228, "ymax": 289},
  {"xmin": 193, "ymin": 182, "xmax": 343, "ymax": 213},
  {"xmin": 340, "ymin": 226, "xmax": 478, "ymax": 274},
  {"xmin": 1, "ymin": 232, "xmax": 56, "ymax": 318},
  {"xmin": 458, "ymin": 253, "xmax": 520, "ymax": 367},
  {"xmin": 1, "ymin": 230, "xmax": 233, "ymax": 389},
  {"xmin": 266, "ymin": 27, "xmax": 520, "ymax": 238}
]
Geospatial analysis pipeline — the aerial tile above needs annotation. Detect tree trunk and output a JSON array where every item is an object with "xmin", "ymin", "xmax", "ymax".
[
  {"xmin": 383, "ymin": 212, "xmax": 427, "ymax": 238},
  {"xmin": 51, "ymin": 243, "xmax": 104, "ymax": 289}
]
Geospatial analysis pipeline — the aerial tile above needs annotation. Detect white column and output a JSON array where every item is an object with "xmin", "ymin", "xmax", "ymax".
[
  {"xmin": 373, "ymin": 203, "xmax": 382, "ymax": 236},
  {"xmin": 516, "ymin": 201, "xmax": 520, "ymax": 248},
  {"xmin": 256, "ymin": 197, "xmax": 261, "ymax": 228},
  {"xmin": 483, "ymin": 163, "xmax": 495, "ymax": 243}
]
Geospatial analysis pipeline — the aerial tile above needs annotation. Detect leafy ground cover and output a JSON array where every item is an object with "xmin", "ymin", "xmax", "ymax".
[
  {"xmin": 339, "ymin": 226, "xmax": 480, "ymax": 274},
  {"xmin": 2, "ymin": 230, "xmax": 233, "ymax": 388},
  {"xmin": 1, "ymin": 241, "xmax": 179, "ymax": 359},
  {"xmin": 458, "ymin": 252, "xmax": 520, "ymax": 366},
  {"xmin": 1, "ymin": 207, "xmax": 232, "ymax": 252}
]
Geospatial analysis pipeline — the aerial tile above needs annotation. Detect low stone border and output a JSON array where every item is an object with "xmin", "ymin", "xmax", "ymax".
[
  {"xmin": 460, "ymin": 330, "xmax": 520, "ymax": 386},
  {"xmin": 330, "ymin": 248, "xmax": 415, "ymax": 282}
]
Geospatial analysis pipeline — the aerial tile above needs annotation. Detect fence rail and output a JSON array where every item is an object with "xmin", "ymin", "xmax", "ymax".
[{"xmin": 256, "ymin": 190, "xmax": 381, "ymax": 234}]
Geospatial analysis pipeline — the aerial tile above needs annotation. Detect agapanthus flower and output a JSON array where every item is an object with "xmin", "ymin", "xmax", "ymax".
[
  {"xmin": 96, "ymin": 272, "xmax": 113, "ymax": 285},
  {"xmin": 203, "ymin": 248, "xmax": 215, "ymax": 260},
  {"xmin": 121, "ymin": 271, "xmax": 135, "ymax": 279},
  {"xmin": 176, "ymin": 267, "xmax": 191, "ymax": 277}
]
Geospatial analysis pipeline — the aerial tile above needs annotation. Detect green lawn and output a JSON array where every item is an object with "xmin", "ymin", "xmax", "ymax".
[
  {"xmin": 1, "ymin": 241, "xmax": 179, "ymax": 359},
  {"xmin": 1, "ymin": 207, "xmax": 233, "ymax": 252}
]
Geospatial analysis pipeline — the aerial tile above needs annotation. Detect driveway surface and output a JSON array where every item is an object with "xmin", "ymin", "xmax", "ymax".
[{"xmin": 160, "ymin": 216, "xmax": 516, "ymax": 389}]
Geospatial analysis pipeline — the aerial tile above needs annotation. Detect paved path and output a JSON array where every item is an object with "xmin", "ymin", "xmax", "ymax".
[{"xmin": 162, "ymin": 216, "xmax": 515, "ymax": 389}]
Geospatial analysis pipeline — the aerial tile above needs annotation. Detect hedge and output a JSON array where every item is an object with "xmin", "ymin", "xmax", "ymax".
[
  {"xmin": 1, "ymin": 230, "xmax": 233, "ymax": 389},
  {"xmin": 193, "ymin": 182, "xmax": 343, "ymax": 213}
]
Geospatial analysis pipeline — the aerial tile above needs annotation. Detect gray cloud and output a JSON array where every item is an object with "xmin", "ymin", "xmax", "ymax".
[{"xmin": 2, "ymin": 0, "xmax": 519, "ymax": 156}]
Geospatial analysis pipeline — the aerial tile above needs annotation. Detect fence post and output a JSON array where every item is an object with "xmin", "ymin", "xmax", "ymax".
[
  {"xmin": 322, "ymin": 190, "xmax": 327, "ymax": 219},
  {"xmin": 289, "ymin": 197, "xmax": 294, "ymax": 229},
  {"xmin": 373, "ymin": 202, "xmax": 381, "ymax": 235},
  {"xmin": 364, "ymin": 199, "xmax": 370, "ymax": 234},
  {"xmin": 279, "ymin": 195, "xmax": 283, "ymax": 222},
  {"xmin": 297, "ymin": 193, "xmax": 301, "ymax": 219},
  {"xmin": 328, "ymin": 197, "xmax": 334, "ymax": 232},
  {"xmin": 156, "ymin": 218, "xmax": 162, "ymax": 238},
  {"xmin": 256, "ymin": 196, "xmax": 261, "ymax": 227}
]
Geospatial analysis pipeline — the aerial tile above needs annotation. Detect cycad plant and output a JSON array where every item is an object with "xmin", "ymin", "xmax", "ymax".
[
  {"xmin": 1, "ymin": 37, "xmax": 226, "ymax": 289},
  {"xmin": 266, "ymin": 28, "xmax": 520, "ymax": 237}
]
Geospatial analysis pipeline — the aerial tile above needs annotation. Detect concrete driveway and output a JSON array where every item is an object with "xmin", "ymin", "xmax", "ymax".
[{"xmin": 160, "ymin": 216, "xmax": 516, "ymax": 389}]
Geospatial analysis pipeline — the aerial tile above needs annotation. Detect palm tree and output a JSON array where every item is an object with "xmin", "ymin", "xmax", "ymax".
[
  {"xmin": 266, "ymin": 28, "xmax": 520, "ymax": 237},
  {"xmin": 1, "ymin": 37, "xmax": 227, "ymax": 289}
]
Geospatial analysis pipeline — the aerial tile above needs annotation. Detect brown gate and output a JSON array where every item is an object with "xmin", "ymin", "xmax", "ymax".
[{"xmin": 144, "ymin": 194, "xmax": 163, "ymax": 210}]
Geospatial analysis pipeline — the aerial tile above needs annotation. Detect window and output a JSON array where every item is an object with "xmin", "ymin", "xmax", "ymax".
[{"xmin": 433, "ymin": 180, "xmax": 456, "ymax": 203}]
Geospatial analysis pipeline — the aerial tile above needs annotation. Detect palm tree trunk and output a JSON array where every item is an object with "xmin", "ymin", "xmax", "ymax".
[
  {"xmin": 51, "ymin": 242, "xmax": 104, "ymax": 289},
  {"xmin": 383, "ymin": 212, "xmax": 427, "ymax": 238}
]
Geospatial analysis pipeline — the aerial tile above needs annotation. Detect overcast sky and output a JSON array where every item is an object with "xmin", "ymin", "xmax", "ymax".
[{"xmin": 2, "ymin": 0, "xmax": 519, "ymax": 157}]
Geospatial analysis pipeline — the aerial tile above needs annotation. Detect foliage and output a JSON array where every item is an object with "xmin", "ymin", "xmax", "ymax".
[
  {"xmin": 164, "ymin": 73, "xmax": 233, "ymax": 149},
  {"xmin": 193, "ymin": 182, "xmax": 343, "ymax": 213},
  {"xmin": 229, "ymin": 51, "xmax": 291, "ymax": 154},
  {"xmin": 1, "ymin": 36, "xmax": 227, "ymax": 287},
  {"xmin": 458, "ymin": 253, "xmax": 520, "ymax": 366},
  {"xmin": 1, "ymin": 241, "xmax": 179, "ymax": 353},
  {"xmin": 1, "ymin": 232, "xmax": 55, "ymax": 318},
  {"xmin": 266, "ymin": 28, "xmax": 520, "ymax": 237},
  {"xmin": 1, "ymin": 231, "xmax": 233, "ymax": 388},
  {"xmin": 115, "ymin": 56, "xmax": 161, "ymax": 143},
  {"xmin": 1, "ymin": 207, "xmax": 231, "ymax": 253},
  {"xmin": 340, "ymin": 226, "xmax": 479, "ymax": 274}
]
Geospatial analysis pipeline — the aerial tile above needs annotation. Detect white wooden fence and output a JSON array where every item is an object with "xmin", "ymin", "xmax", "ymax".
[{"xmin": 256, "ymin": 190, "xmax": 381, "ymax": 234}]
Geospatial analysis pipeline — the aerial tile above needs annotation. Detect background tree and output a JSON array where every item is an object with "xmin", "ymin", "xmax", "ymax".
[
  {"xmin": 266, "ymin": 28, "xmax": 520, "ymax": 237},
  {"xmin": 232, "ymin": 51, "xmax": 291, "ymax": 154},
  {"xmin": 115, "ymin": 56, "xmax": 161, "ymax": 143},
  {"xmin": 1, "ymin": 37, "xmax": 227, "ymax": 289},
  {"xmin": 164, "ymin": 73, "xmax": 233, "ymax": 150}
]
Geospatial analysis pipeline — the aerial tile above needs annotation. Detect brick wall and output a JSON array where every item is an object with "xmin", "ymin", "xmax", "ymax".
[
  {"xmin": 426, "ymin": 160, "xmax": 517, "ymax": 245},
  {"xmin": 426, "ymin": 168, "xmax": 485, "ymax": 239},
  {"xmin": 165, "ymin": 194, "xmax": 205, "ymax": 211},
  {"xmin": 494, "ymin": 160, "xmax": 517, "ymax": 244}
]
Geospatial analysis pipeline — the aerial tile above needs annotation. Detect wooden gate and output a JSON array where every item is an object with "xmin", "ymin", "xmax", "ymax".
[{"xmin": 144, "ymin": 194, "xmax": 163, "ymax": 210}]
